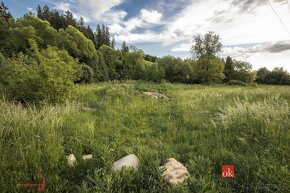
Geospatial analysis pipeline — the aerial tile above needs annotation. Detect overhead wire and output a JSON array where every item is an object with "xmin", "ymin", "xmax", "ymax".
[
  {"xmin": 286, "ymin": 0, "xmax": 290, "ymax": 9},
  {"xmin": 266, "ymin": 0, "xmax": 290, "ymax": 35}
]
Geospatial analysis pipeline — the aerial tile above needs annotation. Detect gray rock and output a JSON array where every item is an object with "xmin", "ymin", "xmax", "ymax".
[
  {"xmin": 112, "ymin": 154, "xmax": 139, "ymax": 171},
  {"xmin": 82, "ymin": 154, "xmax": 93, "ymax": 160},
  {"xmin": 160, "ymin": 158, "xmax": 190, "ymax": 185}
]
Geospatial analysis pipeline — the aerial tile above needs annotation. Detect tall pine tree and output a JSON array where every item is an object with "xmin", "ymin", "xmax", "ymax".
[
  {"xmin": 121, "ymin": 41, "xmax": 129, "ymax": 53},
  {"xmin": 105, "ymin": 26, "xmax": 110, "ymax": 46},
  {"xmin": 96, "ymin": 24, "xmax": 102, "ymax": 49},
  {"xmin": 111, "ymin": 36, "xmax": 116, "ymax": 49}
]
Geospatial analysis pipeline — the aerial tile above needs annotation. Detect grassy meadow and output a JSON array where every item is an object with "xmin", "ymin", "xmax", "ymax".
[{"xmin": 0, "ymin": 81, "xmax": 289, "ymax": 192}]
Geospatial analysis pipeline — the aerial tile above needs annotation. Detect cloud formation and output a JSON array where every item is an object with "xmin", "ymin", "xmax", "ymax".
[
  {"xmin": 230, "ymin": 0, "xmax": 286, "ymax": 13},
  {"xmin": 140, "ymin": 9, "xmax": 162, "ymax": 24},
  {"xmin": 78, "ymin": 0, "xmax": 124, "ymax": 19},
  {"xmin": 54, "ymin": 2, "xmax": 70, "ymax": 12}
]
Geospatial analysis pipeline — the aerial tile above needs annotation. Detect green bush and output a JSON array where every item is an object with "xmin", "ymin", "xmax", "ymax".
[
  {"xmin": 145, "ymin": 63, "xmax": 165, "ymax": 83},
  {"xmin": 195, "ymin": 57, "xmax": 225, "ymax": 83},
  {"xmin": 77, "ymin": 64, "xmax": 94, "ymax": 83},
  {"xmin": 157, "ymin": 56, "xmax": 194, "ymax": 83},
  {"xmin": 0, "ymin": 39, "xmax": 79, "ymax": 104},
  {"xmin": 224, "ymin": 57, "xmax": 256, "ymax": 84}
]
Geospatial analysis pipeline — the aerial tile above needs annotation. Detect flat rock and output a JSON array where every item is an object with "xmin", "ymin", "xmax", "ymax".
[
  {"xmin": 160, "ymin": 158, "xmax": 190, "ymax": 185},
  {"xmin": 143, "ymin": 92, "xmax": 168, "ymax": 99},
  {"xmin": 82, "ymin": 107, "xmax": 96, "ymax": 112},
  {"xmin": 112, "ymin": 154, "xmax": 139, "ymax": 171},
  {"xmin": 82, "ymin": 154, "xmax": 93, "ymax": 160},
  {"xmin": 67, "ymin": 154, "xmax": 77, "ymax": 167}
]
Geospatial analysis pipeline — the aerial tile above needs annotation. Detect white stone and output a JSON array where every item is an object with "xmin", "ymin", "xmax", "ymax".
[
  {"xmin": 112, "ymin": 154, "xmax": 139, "ymax": 171},
  {"xmin": 82, "ymin": 154, "xmax": 93, "ymax": 160},
  {"xmin": 67, "ymin": 154, "xmax": 77, "ymax": 167},
  {"xmin": 160, "ymin": 158, "xmax": 190, "ymax": 185}
]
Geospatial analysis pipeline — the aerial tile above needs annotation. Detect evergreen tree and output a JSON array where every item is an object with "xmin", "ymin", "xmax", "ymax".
[
  {"xmin": 224, "ymin": 56, "xmax": 234, "ymax": 82},
  {"xmin": 0, "ymin": 2, "xmax": 13, "ymax": 57},
  {"xmin": 42, "ymin": 5, "xmax": 50, "ymax": 21},
  {"xmin": 64, "ymin": 10, "xmax": 76, "ymax": 27},
  {"xmin": 111, "ymin": 36, "xmax": 116, "ymax": 49},
  {"xmin": 86, "ymin": 26, "xmax": 96, "ymax": 47},
  {"xmin": 96, "ymin": 24, "xmax": 102, "ymax": 49},
  {"xmin": 0, "ymin": 2, "xmax": 12, "ymax": 22},
  {"xmin": 78, "ymin": 17, "xmax": 85, "ymax": 28},
  {"xmin": 36, "ymin": 5, "xmax": 43, "ymax": 19},
  {"xmin": 105, "ymin": 26, "xmax": 110, "ymax": 46},
  {"xmin": 121, "ymin": 41, "xmax": 129, "ymax": 53},
  {"xmin": 95, "ymin": 24, "xmax": 111, "ymax": 49},
  {"xmin": 101, "ymin": 24, "xmax": 106, "ymax": 45}
]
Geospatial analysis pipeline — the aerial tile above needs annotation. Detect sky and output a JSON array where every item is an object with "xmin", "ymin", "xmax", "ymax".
[{"xmin": 3, "ymin": 0, "xmax": 290, "ymax": 71}]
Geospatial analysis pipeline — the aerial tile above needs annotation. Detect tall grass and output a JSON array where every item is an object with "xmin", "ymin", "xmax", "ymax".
[
  {"xmin": 0, "ymin": 82, "xmax": 289, "ymax": 192},
  {"xmin": 215, "ymin": 97, "xmax": 289, "ymax": 192}
]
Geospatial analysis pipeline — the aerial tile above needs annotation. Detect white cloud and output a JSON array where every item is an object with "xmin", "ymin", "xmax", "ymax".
[
  {"xmin": 122, "ymin": 9, "xmax": 163, "ymax": 31},
  {"xmin": 78, "ymin": 0, "xmax": 124, "ymax": 20},
  {"xmin": 168, "ymin": 0, "xmax": 290, "ymax": 45},
  {"xmin": 156, "ymin": 0, "xmax": 290, "ymax": 70},
  {"xmin": 73, "ymin": 13, "xmax": 91, "ymax": 23},
  {"xmin": 170, "ymin": 43, "xmax": 192, "ymax": 52},
  {"xmin": 110, "ymin": 9, "xmax": 163, "ymax": 42},
  {"xmin": 54, "ymin": 2, "xmax": 70, "ymax": 11},
  {"xmin": 109, "ymin": 24, "xmax": 124, "ymax": 34},
  {"xmin": 52, "ymin": 0, "xmax": 124, "ymax": 23},
  {"xmin": 26, "ymin": 7, "xmax": 36, "ymax": 14},
  {"xmin": 221, "ymin": 41, "xmax": 290, "ymax": 71},
  {"xmin": 140, "ymin": 9, "xmax": 162, "ymax": 24},
  {"xmin": 100, "ymin": 10, "xmax": 127, "ymax": 23},
  {"xmin": 248, "ymin": 51, "xmax": 290, "ymax": 71}
]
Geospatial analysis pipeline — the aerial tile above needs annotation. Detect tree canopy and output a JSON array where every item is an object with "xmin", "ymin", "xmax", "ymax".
[{"xmin": 191, "ymin": 31, "xmax": 222, "ymax": 59}]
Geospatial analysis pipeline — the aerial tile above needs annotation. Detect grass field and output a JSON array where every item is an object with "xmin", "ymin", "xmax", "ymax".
[{"xmin": 0, "ymin": 81, "xmax": 289, "ymax": 192}]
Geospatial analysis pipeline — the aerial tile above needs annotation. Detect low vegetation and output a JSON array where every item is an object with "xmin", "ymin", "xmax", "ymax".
[{"xmin": 0, "ymin": 82, "xmax": 289, "ymax": 192}]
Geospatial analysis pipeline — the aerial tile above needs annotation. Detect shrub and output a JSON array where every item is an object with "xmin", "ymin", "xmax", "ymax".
[
  {"xmin": 145, "ymin": 63, "xmax": 164, "ymax": 83},
  {"xmin": 195, "ymin": 57, "xmax": 225, "ymax": 83},
  {"xmin": 224, "ymin": 58, "xmax": 256, "ymax": 84},
  {"xmin": 0, "ymin": 39, "xmax": 79, "ymax": 104},
  {"xmin": 157, "ymin": 56, "xmax": 193, "ymax": 83},
  {"xmin": 76, "ymin": 64, "xmax": 94, "ymax": 83}
]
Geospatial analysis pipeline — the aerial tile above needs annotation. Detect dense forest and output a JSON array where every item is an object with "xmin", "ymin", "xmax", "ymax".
[{"xmin": 0, "ymin": 2, "xmax": 289, "ymax": 104}]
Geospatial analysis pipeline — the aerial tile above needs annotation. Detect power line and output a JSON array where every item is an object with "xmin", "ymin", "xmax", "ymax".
[
  {"xmin": 266, "ymin": 0, "xmax": 290, "ymax": 35},
  {"xmin": 286, "ymin": 0, "xmax": 290, "ymax": 9}
]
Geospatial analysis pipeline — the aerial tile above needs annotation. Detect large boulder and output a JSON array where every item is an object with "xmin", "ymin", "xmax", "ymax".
[
  {"xmin": 112, "ymin": 154, "xmax": 139, "ymax": 171},
  {"xmin": 160, "ymin": 158, "xmax": 190, "ymax": 185},
  {"xmin": 82, "ymin": 154, "xmax": 93, "ymax": 160}
]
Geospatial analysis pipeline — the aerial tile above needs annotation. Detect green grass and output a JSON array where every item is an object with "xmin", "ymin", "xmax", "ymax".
[{"xmin": 0, "ymin": 82, "xmax": 289, "ymax": 192}]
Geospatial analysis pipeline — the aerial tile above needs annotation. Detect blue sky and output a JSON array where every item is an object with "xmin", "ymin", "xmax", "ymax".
[{"xmin": 3, "ymin": 0, "xmax": 290, "ymax": 71}]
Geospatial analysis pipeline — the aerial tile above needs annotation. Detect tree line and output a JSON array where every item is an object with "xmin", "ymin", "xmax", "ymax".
[{"xmin": 0, "ymin": 2, "xmax": 289, "ymax": 104}]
